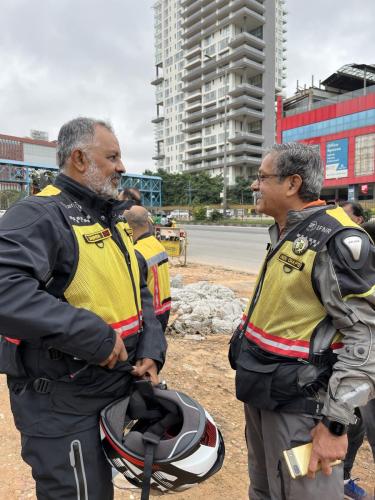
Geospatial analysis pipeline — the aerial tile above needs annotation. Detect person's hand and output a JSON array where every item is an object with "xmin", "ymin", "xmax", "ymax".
[
  {"xmin": 308, "ymin": 422, "xmax": 348, "ymax": 478},
  {"xmin": 99, "ymin": 333, "xmax": 128, "ymax": 369},
  {"xmin": 131, "ymin": 358, "xmax": 159, "ymax": 384}
]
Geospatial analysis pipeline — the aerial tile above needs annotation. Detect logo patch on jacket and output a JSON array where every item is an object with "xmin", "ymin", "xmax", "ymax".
[
  {"xmin": 292, "ymin": 236, "xmax": 309, "ymax": 255},
  {"xmin": 83, "ymin": 228, "xmax": 112, "ymax": 243}
]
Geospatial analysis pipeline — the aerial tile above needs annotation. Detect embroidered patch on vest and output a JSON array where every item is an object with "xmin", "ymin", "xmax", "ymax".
[
  {"xmin": 292, "ymin": 236, "xmax": 309, "ymax": 255},
  {"xmin": 83, "ymin": 228, "xmax": 112, "ymax": 243},
  {"xmin": 278, "ymin": 253, "xmax": 305, "ymax": 271}
]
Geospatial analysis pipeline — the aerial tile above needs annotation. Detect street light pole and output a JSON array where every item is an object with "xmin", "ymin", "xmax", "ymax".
[
  {"xmin": 222, "ymin": 68, "xmax": 229, "ymax": 214},
  {"xmin": 204, "ymin": 53, "xmax": 229, "ymax": 214}
]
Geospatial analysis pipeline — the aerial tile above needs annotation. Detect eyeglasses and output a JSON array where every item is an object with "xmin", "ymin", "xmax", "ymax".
[{"xmin": 255, "ymin": 173, "xmax": 282, "ymax": 183}]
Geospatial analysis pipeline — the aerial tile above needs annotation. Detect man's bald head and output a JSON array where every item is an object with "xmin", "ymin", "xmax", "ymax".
[{"xmin": 125, "ymin": 206, "xmax": 150, "ymax": 239}]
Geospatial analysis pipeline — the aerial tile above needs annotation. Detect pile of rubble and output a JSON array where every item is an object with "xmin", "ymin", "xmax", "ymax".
[{"xmin": 168, "ymin": 275, "xmax": 247, "ymax": 337}]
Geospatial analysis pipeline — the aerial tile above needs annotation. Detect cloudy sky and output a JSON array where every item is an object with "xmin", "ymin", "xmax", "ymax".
[{"xmin": 0, "ymin": 0, "xmax": 374, "ymax": 173}]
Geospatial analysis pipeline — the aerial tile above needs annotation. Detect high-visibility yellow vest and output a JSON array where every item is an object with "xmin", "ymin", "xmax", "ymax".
[
  {"xmin": 135, "ymin": 235, "xmax": 171, "ymax": 316},
  {"xmin": 37, "ymin": 185, "xmax": 142, "ymax": 338},
  {"xmin": 242, "ymin": 206, "xmax": 360, "ymax": 360}
]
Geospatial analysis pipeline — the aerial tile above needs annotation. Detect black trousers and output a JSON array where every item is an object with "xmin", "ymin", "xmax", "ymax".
[{"xmin": 21, "ymin": 426, "xmax": 113, "ymax": 500}]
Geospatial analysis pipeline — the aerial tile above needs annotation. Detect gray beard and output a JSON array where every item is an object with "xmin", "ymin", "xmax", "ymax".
[{"xmin": 82, "ymin": 161, "xmax": 120, "ymax": 199}]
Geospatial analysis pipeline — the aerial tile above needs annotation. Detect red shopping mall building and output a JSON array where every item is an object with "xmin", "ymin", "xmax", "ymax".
[{"xmin": 277, "ymin": 64, "xmax": 375, "ymax": 201}]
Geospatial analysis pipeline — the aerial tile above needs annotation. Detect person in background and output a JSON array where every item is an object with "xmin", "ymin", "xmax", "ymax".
[
  {"xmin": 0, "ymin": 117, "xmax": 166, "ymax": 500},
  {"xmin": 339, "ymin": 201, "xmax": 375, "ymax": 499},
  {"xmin": 341, "ymin": 201, "xmax": 366, "ymax": 225},
  {"xmin": 125, "ymin": 205, "xmax": 171, "ymax": 332},
  {"xmin": 118, "ymin": 186, "xmax": 142, "ymax": 209}
]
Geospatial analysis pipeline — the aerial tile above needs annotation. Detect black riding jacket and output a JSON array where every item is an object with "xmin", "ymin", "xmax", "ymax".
[{"xmin": 0, "ymin": 174, "xmax": 167, "ymax": 436}]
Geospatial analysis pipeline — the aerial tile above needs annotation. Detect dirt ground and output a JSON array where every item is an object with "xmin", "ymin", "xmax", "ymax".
[{"xmin": 0, "ymin": 263, "xmax": 373, "ymax": 499}]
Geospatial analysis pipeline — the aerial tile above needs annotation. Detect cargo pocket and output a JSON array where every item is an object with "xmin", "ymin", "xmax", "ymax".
[
  {"xmin": 270, "ymin": 362, "xmax": 302, "ymax": 404},
  {"xmin": 235, "ymin": 349, "xmax": 280, "ymax": 410},
  {"xmin": 0, "ymin": 336, "xmax": 27, "ymax": 378}
]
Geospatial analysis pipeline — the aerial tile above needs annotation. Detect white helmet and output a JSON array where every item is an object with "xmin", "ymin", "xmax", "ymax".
[{"xmin": 100, "ymin": 381, "xmax": 225, "ymax": 498}]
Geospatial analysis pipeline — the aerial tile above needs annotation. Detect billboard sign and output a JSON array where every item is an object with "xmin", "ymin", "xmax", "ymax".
[{"xmin": 325, "ymin": 139, "xmax": 348, "ymax": 179}]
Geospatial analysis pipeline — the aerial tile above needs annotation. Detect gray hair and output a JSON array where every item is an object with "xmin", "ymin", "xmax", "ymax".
[
  {"xmin": 57, "ymin": 117, "xmax": 113, "ymax": 170},
  {"xmin": 267, "ymin": 143, "xmax": 324, "ymax": 202}
]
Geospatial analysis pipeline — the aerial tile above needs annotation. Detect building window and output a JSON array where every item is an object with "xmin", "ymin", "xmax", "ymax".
[{"xmin": 355, "ymin": 133, "xmax": 375, "ymax": 176}]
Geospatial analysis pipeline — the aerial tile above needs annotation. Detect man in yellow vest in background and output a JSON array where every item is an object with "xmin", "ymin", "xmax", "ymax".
[
  {"xmin": 126, "ymin": 205, "xmax": 171, "ymax": 332},
  {"xmin": 230, "ymin": 142, "xmax": 375, "ymax": 499}
]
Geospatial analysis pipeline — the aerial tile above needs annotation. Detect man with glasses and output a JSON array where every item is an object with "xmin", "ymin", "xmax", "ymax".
[{"xmin": 231, "ymin": 142, "xmax": 375, "ymax": 499}]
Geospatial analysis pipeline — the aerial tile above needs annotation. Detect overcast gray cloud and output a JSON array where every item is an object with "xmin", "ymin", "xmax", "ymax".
[
  {"xmin": 286, "ymin": 0, "xmax": 375, "ymax": 94},
  {"xmin": 0, "ymin": 0, "xmax": 374, "ymax": 173}
]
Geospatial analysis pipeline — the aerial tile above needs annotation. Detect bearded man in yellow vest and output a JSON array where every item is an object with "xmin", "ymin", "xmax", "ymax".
[
  {"xmin": 230, "ymin": 142, "xmax": 375, "ymax": 499},
  {"xmin": 0, "ymin": 117, "xmax": 167, "ymax": 500},
  {"xmin": 125, "ymin": 206, "xmax": 171, "ymax": 333}
]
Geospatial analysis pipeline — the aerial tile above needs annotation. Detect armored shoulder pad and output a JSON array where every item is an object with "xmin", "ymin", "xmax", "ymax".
[
  {"xmin": 331, "ymin": 229, "xmax": 370, "ymax": 270},
  {"xmin": 0, "ymin": 198, "xmax": 49, "ymax": 231}
]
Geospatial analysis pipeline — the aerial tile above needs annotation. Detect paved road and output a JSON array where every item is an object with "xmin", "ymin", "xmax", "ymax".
[{"xmin": 181, "ymin": 224, "xmax": 270, "ymax": 273}]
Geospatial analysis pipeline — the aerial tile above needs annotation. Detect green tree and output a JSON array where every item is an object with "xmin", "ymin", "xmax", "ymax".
[
  {"xmin": 228, "ymin": 176, "xmax": 253, "ymax": 204},
  {"xmin": 0, "ymin": 190, "xmax": 25, "ymax": 209},
  {"xmin": 192, "ymin": 206, "xmax": 207, "ymax": 221},
  {"xmin": 143, "ymin": 169, "xmax": 223, "ymax": 206}
]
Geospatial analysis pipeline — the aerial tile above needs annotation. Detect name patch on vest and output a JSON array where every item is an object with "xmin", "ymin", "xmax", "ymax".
[
  {"xmin": 278, "ymin": 253, "xmax": 305, "ymax": 271},
  {"xmin": 83, "ymin": 228, "xmax": 112, "ymax": 243}
]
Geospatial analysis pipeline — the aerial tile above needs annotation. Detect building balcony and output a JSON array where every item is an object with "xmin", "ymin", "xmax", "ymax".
[
  {"xmin": 186, "ymin": 132, "xmax": 203, "ymax": 144},
  {"xmin": 186, "ymin": 100, "xmax": 202, "ymax": 113},
  {"xmin": 229, "ymin": 32, "xmax": 265, "ymax": 51},
  {"xmin": 182, "ymin": 30, "xmax": 206, "ymax": 51},
  {"xmin": 227, "ymin": 44, "xmax": 264, "ymax": 65},
  {"xmin": 181, "ymin": 0, "xmax": 200, "ymax": 9},
  {"xmin": 228, "ymin": 107, "xmax": 264, "ymax": 120},
  {"xmin": 186, "ymin": 89, "xmax": 202, "ymax": 103},
  {"xmin": 183, "ymin": 146, "xmax": 262, "ymax": 165},
  {"xmin": 182, "ymin": 7, "xmax": 202, "ymax": 28},
  {"xmin": 183, "ymin": 106, "xmax": 218, "ymax": 123},
  {"xmin": 185, "ymin": 54, "xmax": 202, "ymax": 71},
  {"xmin": 226, "ymin": 155, "xmax": 261, "ymax": 167},
  {"xmin": 217, "ymin": 0, "xmax": 265, "ymax": 23},
  {"xmin": 184, "ymin": 121, "xmax": 204, "ymax": 134},
  {"xmin": 183, "ymin": 54, "xmax": 264, "ymax": 84},
  {"xmin": 151, "ymin": 116, "xmax": 165, "ymax": 124},
  {"xmin": 184, "ymin": 18, "xmax": 203, "ymax": 38},
  {"xmin": 182, "ymin": 76, "xmax": 203, "ymax": 93},
  {"xmin": 152, "ymin": 153, "xmax": 165, "ymax": 161},
  {"xmin": 182, "ymin": 0, "xmax": 201, "ymax": 16},
  {"xmin": 151, "ymin": 76, "xmax": 164, "ymax": 86},
  {"xmin": 229, "ymin": 131, "xmax": 264, "ymax": 144},
  {"xmin": 230, "ymin": 94, "xmax": 264, "ymax": 110},
  {"xmin": 229, "ymin": 143, "xmax": 264, "ymax": 155},
  {"xmin": 186, "ymin": 44, "xmax": 202, "ymax": 59},
  {"xmin": 229, "ymin": 83, "xmax": 264, "ymax": 98},
  {"xmin": 186, "ymin": 142, "xmax": 203, "ymax": 153},
  {"xmin": 200, "ymin": 10, "xmax": 217, "ymax": 30}
]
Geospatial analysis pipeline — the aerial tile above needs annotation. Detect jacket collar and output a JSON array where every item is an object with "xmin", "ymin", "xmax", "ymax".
[
  {"xmin": 54, "ymin": 173, "xmax": 123, "ymax": 216},
  {"xmin": 135, "ymin": 231, "xmax": 153, "ymax": 243},
  {"xmin": 269, "ymin": 204, "xmax": 328, "ymax": 246}
]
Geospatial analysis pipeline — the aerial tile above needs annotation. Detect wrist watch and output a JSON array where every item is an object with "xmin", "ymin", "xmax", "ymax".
[{"xmin": 321, "ymin": 416, "xmax": 348, "ymax": 436}]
